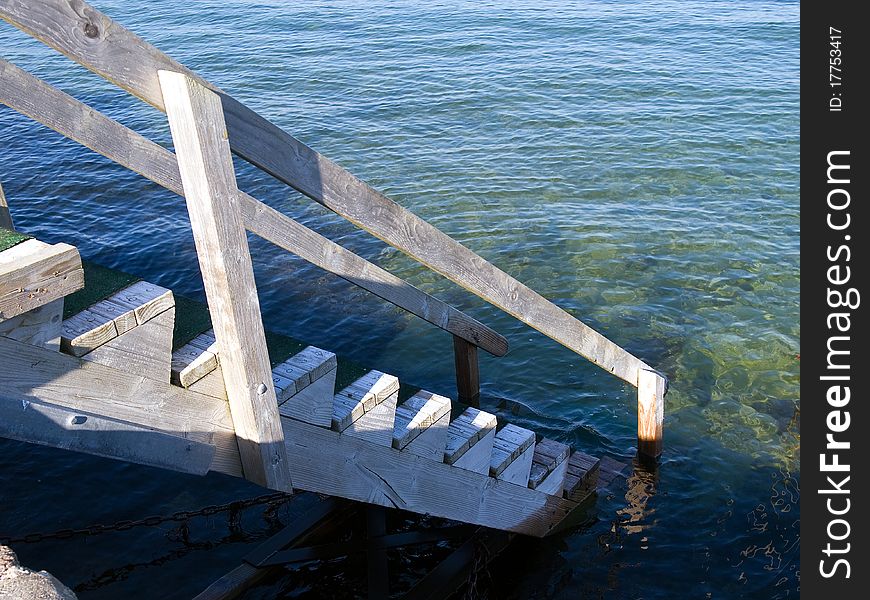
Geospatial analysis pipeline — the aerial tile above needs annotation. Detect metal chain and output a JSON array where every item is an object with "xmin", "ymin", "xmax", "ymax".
[
  {"xmin": 463, "ymin": 536, "xmax": 491, "ymax": 600},
  {"xmin": 0, "ymin": 492, "xmax": 291, "ymax": 545}
]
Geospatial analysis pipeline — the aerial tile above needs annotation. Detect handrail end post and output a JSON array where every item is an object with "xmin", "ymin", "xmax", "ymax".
[
  {"xmin": 637, "ymin": 368, "xmax": 665, "ymax": 459},
  {"xmin": 453, "ymin": 335, "xmax": 481, "ymax": 408}
]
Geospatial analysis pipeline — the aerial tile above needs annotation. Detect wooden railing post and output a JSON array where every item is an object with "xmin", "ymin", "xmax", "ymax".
[
  {"xmin": 637, "ymin": 369, "xmax": 666, "ymax": 459},
  {"xmin": 0, "ymin": 180, "xmax": 13, "ymax": 229},
  {"xmin": 159, "ymin": 70, "xmax": 292, "ymax": 492},
  {"xmin": 453, "ymin": 335, "xmax": 480, "ymax": 407}
]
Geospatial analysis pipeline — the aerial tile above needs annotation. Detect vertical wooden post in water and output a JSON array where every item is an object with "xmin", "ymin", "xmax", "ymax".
[
  {"xmin": 637, "ymin": 369, "xmax": 666, "ymax": 458},
  {"xmin": 0, "ymin": 180, "xmax": 13, "ymax": 229},
  {"xmin": 453, "ymin": 335, "xmax": 480, "ymax": 407},
  {"xmin": 159, "ymin": 70, "xmax": 292, "ymax": 492}
]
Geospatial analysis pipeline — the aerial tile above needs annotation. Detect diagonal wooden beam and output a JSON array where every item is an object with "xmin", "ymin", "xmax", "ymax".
[
  {"xmin": 0, "ymin": 0, "xmax": 649, "ymax": 386},
  {"xmin": 0, "ymin": 56, "xmax": 507, "ymax": 357},
  {"xmin": 158, "ymin": 70, "xmax": 291, "ymax": 492}
]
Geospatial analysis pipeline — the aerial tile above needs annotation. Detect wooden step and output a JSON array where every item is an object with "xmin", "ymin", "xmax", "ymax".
[
  {"xmin": 331, "ymin": 371, "xmax": 399, "ymax": 447},
  {"xmin": 528, "ymin": 438, "xmax": 570, "ymax": 496},
  {"xmin": 171, "ymin": 329, "xmax": 219, "ymax": 387},
  {"xmin": 444, "ymin": 407, "xmax": 497, "ymax": 474},
  {"xmin": 490, "ymin": 423, "xmax": 536, "ymax": 486},
  {"xmin": 392, "ymin": 390, "xmax": 451, "ymax": 461},
  {"xmin": 275, "ymin": 346, "xmax": 337, "ymax": 427},
  {"xmin": 61, "ymin": 281, "xmax": 172, "ymax": 357},
  {"xmin": 0, "ymin": 237, "xmax": 83, "ymax": 321},
  {"xmin": 563, "ymin": 451, "xmax": 601, "ymax": 501}
]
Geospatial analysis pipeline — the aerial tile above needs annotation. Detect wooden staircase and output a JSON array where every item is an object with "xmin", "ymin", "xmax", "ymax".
[
  {"xmin": 1, "ymin": 0, "xmax": 663, "ymax": 541},
  {"xmin": 1, "ymin": 236, "xmax": 602, "ymax": 537}
]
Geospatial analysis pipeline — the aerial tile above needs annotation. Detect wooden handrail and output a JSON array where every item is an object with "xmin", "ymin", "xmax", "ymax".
[
  {"xmin": 0, "ymin": 56, "xmax": 507, "ymax": 357},
  {"xmin": 0, "ymin": 0, "xmax": 651, "ymax": 387}
]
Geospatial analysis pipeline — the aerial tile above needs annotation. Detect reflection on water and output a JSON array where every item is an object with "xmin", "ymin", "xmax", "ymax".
[{"xmin": 1, "ymin": 0, "xmax": 798, "ymax": 597}]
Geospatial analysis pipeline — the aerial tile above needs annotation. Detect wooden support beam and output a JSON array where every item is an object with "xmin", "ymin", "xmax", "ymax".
[
  {"xmin": 452, "ymin": 335, "xmax": 480, "ymax": 407},
  {"xmin": 0, "ymin": 237, "xmax": 84, "ymax": 321},
  {"xmin": 0, "ymin": 179, "xmax": 12, "ymax": 229},
  {"xmin": 0, "ymin": 56, "xmax": 507, "ymax": 358},
  {"xmin": 158, "ymin": 70, "xmax": 291, "ymax": 492},
  {"xmin": 366, "ymin": 505, "xmax": 390, "ymax": 599},
  {"xmin": 0, "ymin": 335, "xmax": 243, "ymax": 477},
  {"xmin": 0, "ymin": 395, "xmax": 215, "ymax": 475},
  {"xmin": 637, "ymin": 369, "xmax": 665, "ymax": 458},
  {"xmin": 0, "ymin": 336, "xmax": 580, "ymax": 536},
  {"xmin": 0, "ymin": 3, "xmax": 651, "ymax": 382}
]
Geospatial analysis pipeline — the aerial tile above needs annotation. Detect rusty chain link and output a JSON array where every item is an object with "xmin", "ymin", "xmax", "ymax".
[{"xmin": 0, "ymin": 492, "xmax": 291, "ymax": 545}]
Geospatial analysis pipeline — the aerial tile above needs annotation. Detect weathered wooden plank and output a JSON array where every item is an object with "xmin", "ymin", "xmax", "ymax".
[
  {"xmin": 0, "ymin": 56, "xmax": 507, "ymax": 358},
  {"xmin": 343, "ymin": 391, "xmax": 397, "ymax": 448},
  {"xmin": 281, "ymin": 416, "xmax": 578, "ymax": 537},
  {"xmin": 60, "ymin": 307, "xmax": 118, "ymax": 356},
  {"xmin": 271, "ymin": 359, "xmax": 309, "ymax": 393},
  {"xmin": 529, "ymin": 439, "xmax": 570, "ymax": 495},
  {"xmin": 83, "ymin": 307, "xmax": 173, "ymax": 382},
  {"xmin": 490, "ymin": 424, "xmax": 535, "ymax": 477},
  {"xmin": 0, "ymin": 396, "xmax": 214, "ymax": 475},
  {"xmin": 497, "ymin": 444, "xmax": 535, "ymax": 487},
  {"xmin": 159, "ymin": 70, "xmax": 291, "ymax": 491},
  {"xmin": 392, "ymin": 390, "xmax": 451, "ymax": 450},
  {"xmin": 563, "ymin": 451, "xmax": 601, "ymax": 501},
  {"xmin": 332, "ymin": 371, "xmax": 399, "ymax": 432},
  {"xmin": 288, "ymin": 346, "xmax": 337, "ymax": 382},
  {"xmin": 453, "ymin": 427, "xmax": 495, "ymax": 475},
  {"xmin": 277, "ymin": 366, "xmax": 336, "ymax": 428},
  {"xmin": 0, "ymin": 297, "xmax": 63, "ymax": 350},
  {"xmin": 108, "ymin": 280, "xmax": 174, "ymax": 325},
  {"xmin": 403, "ymin": 412, "xmax": 449, "ymax": 462},
  {"xmin": 0, "ymin": 180, "xmax": 12, "ymax": 229},
  {"xmin": 444, "ymin": 407, "xmax": 497, "ymax": 466},
  {"xmin": 637, "ymin": 369, "xmax": 665, "ymax": 458},
  {"xmin": 0, "ymin": 237, "xmax": 84, "ymax": 321},
  {"xmin": 0, "ymin": 336, "xmax": 242, "ymax": 477},
  {"xmin": 188, "ymin": 365, "xmax": 228, "ymax": 401},
  {"xmin": 2, "ymin": 2, "xmax": 647, "ymax": 377},
  {"xmin": 171, "ymin": 336, "xmax": 219, "ymax": 387},
  {"xmin": 452, "ymin": 335, "xmax": 480, "ymax": 406},
  {"xmin": 1, "ymin": 336, "xmax": 579, "ymax": 536}
]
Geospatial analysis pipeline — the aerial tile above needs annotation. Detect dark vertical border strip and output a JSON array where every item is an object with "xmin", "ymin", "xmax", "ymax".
[{"xmin": 802, "ymin": 1, "xmax": 869, "ymax": 596}]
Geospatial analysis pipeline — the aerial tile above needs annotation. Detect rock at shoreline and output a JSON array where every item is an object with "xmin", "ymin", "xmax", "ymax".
[{"xmin": 1, "ymin": 545, "xmax": 77, "ymax": 600}]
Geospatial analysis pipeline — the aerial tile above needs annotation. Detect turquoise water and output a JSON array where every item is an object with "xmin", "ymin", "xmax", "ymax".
[{"xmin": 1, "ymin": 1, "xmax": 799, "ymax": 597}]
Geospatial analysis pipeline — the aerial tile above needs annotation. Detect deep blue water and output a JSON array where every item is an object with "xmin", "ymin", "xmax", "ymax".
[{"xmin": 1, "ymin": 1, "xmax": 799, "ymax": 597}]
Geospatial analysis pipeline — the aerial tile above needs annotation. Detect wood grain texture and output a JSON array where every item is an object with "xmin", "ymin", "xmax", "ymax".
[
  {"xmin": 171, "ymin": 336, "xmax": 219, "ymax": 387},
  {"xmin": 277, "ymin": 366, "xmax": 336, "ymax": 427},
  {"xmin": 403, "ymin": 412, "xmax": 449, "ymax": 462},
  {"xmin": 637, "ymin": 369, "xmax": 665, "ymax": 458},
  {"xmin": 0, "ymin": 336, "xmax": 242, "ymax": 477},
  {"xmin": 1, "ymin": 336, "xmax": 581, "ymax": 536},
  {"xmin": 188, "ymin": 365, "xmax": 228, "ymax": 401},
  {"xmin": 342, "ymin": 391, "xmax": 397, "ymax": 448},
  {"xmin": 83, "ymin": 307, "xmax": 173, "ymax": 382},
  {"xmin": 452, "ymin": 427, "xmax": 495, "ymax": 475},
  {"xmin": 281, "ymin": 416, "xmax": 578, "ymax": 537},
  {"xmin": 60, "ymin": 306, "xmax": 118, "ymax": 356},
  {"xmin": 0, "ymin": 237, "xmax": 84, "ymax": 320},
  {"xmin": 0, "ymin": 56, "xmax": 506, "ymax": 357},
  {"xmin": 497, "ymin": 444, "xmax": 535, "ymax": 487},
  {"xmin": 0, "ymin": 180, "xmax": 11, "ymax": 229},
  {"xmin": 0, "ymin": 395, "xmax": 214, "ymax": 475},
  {"xmin": 159, "ymin": 70, "xmax": 291, "ymax": 491},
  {"xmin": 452, "ymin": 335, "xmax": 480, "ymax": 406},
  {"xmin": 0, "ymin": 297, "xmax": 62, "ymax": 350}
]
